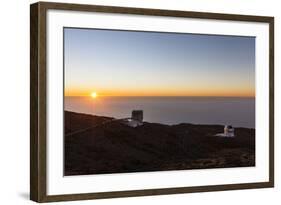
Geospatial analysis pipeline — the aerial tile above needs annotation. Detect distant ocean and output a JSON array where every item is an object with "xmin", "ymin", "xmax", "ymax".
[{"xmin": 65, "ymin": 97, "xmax": 255, "ymax": 128}]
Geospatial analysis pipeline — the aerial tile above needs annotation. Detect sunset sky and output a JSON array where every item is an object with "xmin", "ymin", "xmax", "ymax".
[{"xmin": 64, "ymin": 28, "xmax": 255, "ymax": 97}]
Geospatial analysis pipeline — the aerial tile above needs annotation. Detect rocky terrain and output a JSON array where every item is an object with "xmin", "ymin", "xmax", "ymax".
[{"xmin": 64, "ymin": 111, "xmax": 255, "ymax": 176}]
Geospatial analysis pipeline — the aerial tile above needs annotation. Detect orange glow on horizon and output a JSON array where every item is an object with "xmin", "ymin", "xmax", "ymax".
[{"xmin": 65, "ymin": 88, "xmax": 255, "ymax": 98}]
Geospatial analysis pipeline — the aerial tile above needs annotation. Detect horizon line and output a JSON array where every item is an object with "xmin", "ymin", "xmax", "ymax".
[{"xmin": 65, "ymin": 95, "xmax": 255, "ymax": 98}]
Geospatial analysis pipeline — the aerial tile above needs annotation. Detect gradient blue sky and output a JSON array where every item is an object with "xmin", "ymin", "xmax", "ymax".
[{"xmin": 64, "ymin": 28, "xmax": 255, "ymax": 97}]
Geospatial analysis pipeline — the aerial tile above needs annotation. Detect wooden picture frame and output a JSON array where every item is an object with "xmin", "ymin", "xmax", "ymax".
[{"xmin": 30, "ymin": 1, "xmax": 274, "ymax": 202}]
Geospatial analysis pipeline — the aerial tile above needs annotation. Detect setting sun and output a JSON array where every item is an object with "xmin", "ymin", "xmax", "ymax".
[{"xmin": 91, "ymin": 92, "xmax": 98, "ymax": 98}]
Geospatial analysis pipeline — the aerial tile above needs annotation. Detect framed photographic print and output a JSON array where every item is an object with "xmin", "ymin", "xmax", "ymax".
[{"xmin": 30, "ymin": 1, "xmax": 274, "ymax": 202}]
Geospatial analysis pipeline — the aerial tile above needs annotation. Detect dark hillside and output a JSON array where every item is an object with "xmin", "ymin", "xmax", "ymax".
[{"xmin": 64, "ymin": 111, "xmax": 255, "ymax": 176}]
